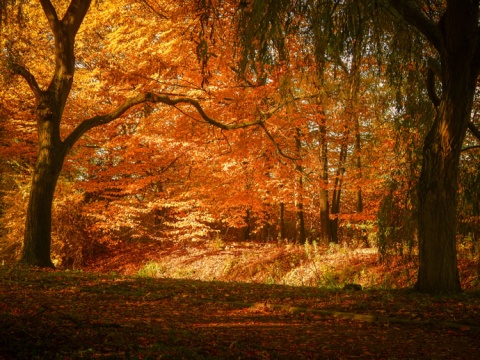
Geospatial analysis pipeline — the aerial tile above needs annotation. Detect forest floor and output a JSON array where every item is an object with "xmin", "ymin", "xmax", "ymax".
[
  {"xmin": 1, "ymin": 240, "xmax": 480, "ymax": 359},
  {"xmin": 1, "ymin": 266, "xmax": 480, "ymax": 359},
  {"xmin": 82, "ymin": 238, "xmax": 480, "ymax": 291}
]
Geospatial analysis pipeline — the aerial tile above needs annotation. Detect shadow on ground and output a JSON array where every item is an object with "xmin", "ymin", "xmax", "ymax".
[{"xmin": 1, "ymin": 267, "xmax": 479, "ymax": 359}]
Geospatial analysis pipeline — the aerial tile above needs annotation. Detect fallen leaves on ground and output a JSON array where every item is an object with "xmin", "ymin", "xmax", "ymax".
[{"xmin": 1, "ymin": 266, "xmax": 479, "ymax": 359}]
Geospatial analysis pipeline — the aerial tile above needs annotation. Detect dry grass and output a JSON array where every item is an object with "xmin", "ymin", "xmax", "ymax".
[{"xmin": 81, "ymin": 239, "xmax": 480, "ymax": 291}]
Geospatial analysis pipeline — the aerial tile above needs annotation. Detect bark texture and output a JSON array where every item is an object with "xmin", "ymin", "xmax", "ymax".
[{"xmin": 389, "ymin": 1, "xmax": 480, "ymax": 293}]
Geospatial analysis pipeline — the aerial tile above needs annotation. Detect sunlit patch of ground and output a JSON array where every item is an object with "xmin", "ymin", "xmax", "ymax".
[{"xmin": 83, "ymin": 239, "xmax": 479, "ymax": 291}]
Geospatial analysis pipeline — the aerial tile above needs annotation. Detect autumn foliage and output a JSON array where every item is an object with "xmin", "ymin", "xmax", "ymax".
[{"xmin": 0, "ymin": 1, "xmax": 479, "ymax": 294}]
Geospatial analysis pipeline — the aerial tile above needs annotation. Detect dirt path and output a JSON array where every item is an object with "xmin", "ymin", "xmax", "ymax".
[{"xmin": 1, "ymin": 267, "xmax": 479, "ymax": 359}]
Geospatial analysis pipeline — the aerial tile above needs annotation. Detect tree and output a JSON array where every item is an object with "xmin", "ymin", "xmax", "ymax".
[
  {"xmin": 387, "ymin": 0, "xmax": 480, "ymax": 293},
  {"xmin": 1, "ymin": 0, "xmax": 264, "ymax": 267},
  {"xmin": 234, "ymin": 0, "xmax": 480, "ymax": 293}
]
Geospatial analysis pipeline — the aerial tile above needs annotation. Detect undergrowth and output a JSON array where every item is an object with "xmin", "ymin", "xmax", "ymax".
[{"xmin": 109, "ymin": 240, "xmax": 480, "ymax": 291}]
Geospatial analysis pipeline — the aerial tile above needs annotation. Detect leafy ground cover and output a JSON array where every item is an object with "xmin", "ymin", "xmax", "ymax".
[
  {"xmin": 82, "ymin": 239, "xmax": 479, "ymax": 291},
  {"xmin": 1, "ymin": 264, "xmax": 480, "ymax": 359}
]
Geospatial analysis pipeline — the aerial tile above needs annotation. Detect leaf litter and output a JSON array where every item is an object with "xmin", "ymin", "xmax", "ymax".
[{"xmin": 1, "ymin": 266, "xmax": 480, "ymax": 359}]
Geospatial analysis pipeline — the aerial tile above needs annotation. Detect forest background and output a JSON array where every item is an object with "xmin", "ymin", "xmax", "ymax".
[{"xmin": 0, "ymin": 0, "xmax": 479, "ymax": 295}]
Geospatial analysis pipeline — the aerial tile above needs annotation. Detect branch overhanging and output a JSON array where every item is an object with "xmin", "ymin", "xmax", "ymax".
[
  {"xmin": 386, "ymin": 0, "xmax": 442, "ymax": 52},
  {"xmin": 63, "ymin": 92, "xmax": 267, "ymax": 154},
  {"xmin": 467, "ymin": 121, "xmax": 480, "ymax": 141},
  {"xmin": 8, "ymin": 62, "xmax": 42, "ymax": 99}
]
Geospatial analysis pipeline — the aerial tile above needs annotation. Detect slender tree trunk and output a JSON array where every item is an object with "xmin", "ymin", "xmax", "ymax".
[
  {"xmin": 279, "ymin": 202, "xmax": 285, "ymax": 240},
  {"xmin": 349, "ymin": 11, "xmax": 363, "ymax": 216},
  {"xmin": 243, "ymin": 208, "xmax": 251, "ymax": 241},
  {"xmin": 330, "ymin": 138, "xmax": 347, "ymax": 244},
  {"xmin": 295, "ymin": 129, "xmax": 306, "ymax": 244},
  {"xmin": 318, "ymin": 115, "xmax": 330, "ymax": 244},
  {"xmin": 311, "ymin": 6, "xmax": 332, "ymax": 246},
  {"xmin": 295, "ymin": 178, "xmax": 306, "ymax": 244},
  {"xmin": 354, "ymin": 119, "xmax": 363, "ymax": 214}
]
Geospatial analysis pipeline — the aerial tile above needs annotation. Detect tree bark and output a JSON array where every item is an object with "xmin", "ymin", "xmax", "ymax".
[
  {"xmin": 354, "ymin": 119, "xmax": 363, "ymax": 214},
  {"xmin": 20, "ymin": 148, "xmax": 63, "ymax": 267},
  {"xmin": 279, "ymin": 202, "xmax": 285, "ymax": 240},
  {"xmin": 318, "ymin": 114, "xmax": 330, "ymax": 244},
  {"xmin": 415, "ymin": 80, "xmax": 475, "ymax": 294},
  {"xmin": 295, "ymin": 182, "xmax": 306, "ymax": 244},
  {"xmin": 330, "ymin": 135, "xmax": 348, "ymax": 244},
  {"xmin": 295, "ymin": 129, "xmax": 306, "ymax": 244},
  {"xmin": 407, "ymin": 1, "xmax": 480, "ymax": 294}
]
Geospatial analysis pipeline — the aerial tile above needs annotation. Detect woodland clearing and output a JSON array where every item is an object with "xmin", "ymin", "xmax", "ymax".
[{"xmin": 1, "ymin": 240, "xmax": 480, "ymax": 359}]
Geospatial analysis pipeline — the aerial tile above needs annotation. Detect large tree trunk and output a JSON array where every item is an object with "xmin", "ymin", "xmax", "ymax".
[
  {"xmin": 413, "ymin": 2, "xmax": 480, "ymax": 294},
  {"xmin": 20, "ymin": 150, "xmax": 63, "ymax": 267},
  {"xmin": 19, "ymin": 96, "xmax": 66, "ymax": 267},
  {"xmin": 415, "ymin": 81, "xmax": 474, "ymax": 294},
  {"xmin": 388, "ymin": 0, "xmax": 480, "ymax": 296}
]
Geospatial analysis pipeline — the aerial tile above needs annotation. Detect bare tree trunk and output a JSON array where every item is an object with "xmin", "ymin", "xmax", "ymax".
[
  {"xmin": 19, "ymin": 92, "xmax": 68, "ymax": 267},
  {"xmin": 295, "ymin": 178, "xmax": 306, "ymax": 244},
  {"xmin": 330, "ymin": 140, "xmax": 347, "ymax": 244},
  {"xmin": 415, "ymin": 110, "xmax": 464, "ymax": 293},
  {"xmin": 295, "ymin": 129, "xmax": 306, "ymax": 244},
  {"xmin": 412, "ymin": 2, "xmax": 479, "ymax": 294},
  {"xmin": 20, "ymin": 151, "xmax": 63, "ymax": 267},
  {"xmin": 354, "ymin": 119, "xmax": 363, "ymax": 214},
  {"xmin": 243, "ymin": 208, "xmax": 251, "ymax": 241},
  {"xmin": 318, "ymin": 115, "xmax": 330, "ymax": 244},
  {"xmin": 279, "ymin": 202, "xmax": 285, "ymax": 240}
]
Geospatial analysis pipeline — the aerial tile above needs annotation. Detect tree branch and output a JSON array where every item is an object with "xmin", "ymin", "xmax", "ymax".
[
  {"xmin": 63, "ymin": 0, "xmax": 92, "ymax": 35},
  {"xmin": 386, "ymin": 0, "xmax": 442, "ymax": 52},
  {"xmin": 468, "ymin": 121, "xmax": 480, "ymax": 141},
  {"xmin": 461, "ymin": 145, "xmax": 480, "ymax": 152},
  {"xmin": 473, "ymin": 27, "xmax": 480, "ymax": 76},
  {"xmin": 427, "ymin": 57, "xmax": 442, "ymax": 79},
  {"xmin": 139, "ymin": 0, "xmax": 169, "ymax": 20},
  {"xmin": 258, "ymin": 122, "xmax": 299, "ymax": 162},
  {"xmin": 62, "ymin": 92, "xmax": 267, "ymax": 155},
  {"xmin": 426, "ymin": 68, "xmax": 440, "ymax": 107},
  {"xmin": 9, "ymin": 62, "xmax": 42, "ymax": 99},
  {"xmin": 39, "ymin": 0, "xmax": 60, "ymax": 33}
]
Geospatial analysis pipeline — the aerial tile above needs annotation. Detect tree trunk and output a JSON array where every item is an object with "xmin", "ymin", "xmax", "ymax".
[
  {"xmin": 279, "ymin": 202, "xmax": 285, "ymax": 240},
  {"xmin": 19, "ymin": 151, "xmax": 63, "ymax": 267},
  {"xmin": 415, "ymin": 89, "xmax": 473, "ymax": 294},
  {"xmin": 295, "ymin": 129, "xmax": 306, "ymax": 244},
  {"xmin": 243, "ymin": 208, "xmax": 251, "ymax": 241},
  {"xmin": 330, "ymin": 139, "xmax": 347, "ymax": 244},
  {"xmin": 318, "ymin": 114, "xmax": 330, "ymax": 244},
  {"xmin": 354, "ymin": 119, "xmax": 363, "ymax": 214},
  {"xmin": 295, "ymin": 187, "xmax": 306, "ymax": 245},
  {"xmin": 388, "ymin": 0, "xmax": 479, "ymax": 296},
  {"xmin": 413, "ymin": 2, "xmax": 480, "ymax": 294},
  {"xmin": 14, "ymin": 1, "xmax": 92, "ymax": 267},
  {"xmin": 19, "ymin": 96, "xmax": 66, "ymax": 267}
]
